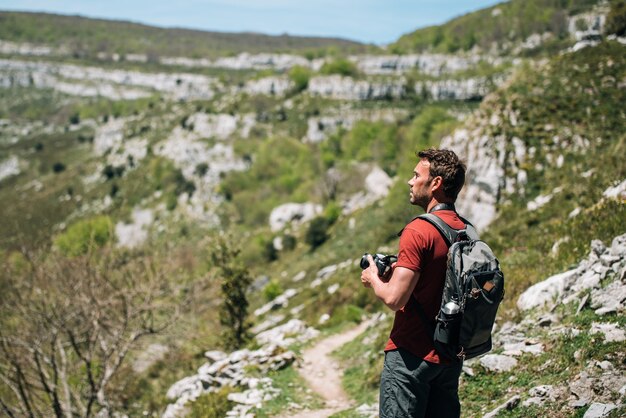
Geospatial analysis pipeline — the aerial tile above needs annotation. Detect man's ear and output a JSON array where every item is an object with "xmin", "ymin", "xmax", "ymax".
[{"xmin": 431, "ymin": 175, "xmax": 443, "ymax": 192}]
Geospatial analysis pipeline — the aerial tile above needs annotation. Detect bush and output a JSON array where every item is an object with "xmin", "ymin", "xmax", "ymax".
[
  {"xmin": 305, "ymin": 216, "xmax": 331, "ymax": 249},
  {"xmin": 187, "ymin": 387, "xmax": 235, "ymax": 418},
  {"xmin": 606, "ymin": 0, "xmax": 626, "ymax": 36},
  {"xmin": 54, "ymin": 216, "xmax": 113, "ymax": 256},
  {"xmin": 323, "ymin": 201, "xmax": 342, "ymax": 225},
  {"xmin": 288, "ymin": 65, "xmax": 311, "ymax": 92},
  {"xmin": 282, "ymin": 234, "xmax": 297, "ymax": 251},
  {"xmin": 52, "ymin": 162, "xmax": 66, "ymax": 173},
  {"xmin": 262, "ymin": 239, "xmax": 278, "ymax": 262},
  {"xmin": 263, "ymin": 279, "xmax": 284, "ymax": 302},
  {"xmin": 320, "ymin": 58, "xmax": 359, "ymax": 77},
  {"xmin": 69, "ymin": 112, "xmax": 80, "ymax": 125},
  {"xmin": 195, "ymin": 162, "xmax": 209, "ymax": 177}
]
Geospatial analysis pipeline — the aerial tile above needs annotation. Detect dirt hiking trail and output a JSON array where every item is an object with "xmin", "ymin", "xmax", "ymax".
[{"xmin": 280, "ymin": 319, "xmax": 373, "ymax": 418}]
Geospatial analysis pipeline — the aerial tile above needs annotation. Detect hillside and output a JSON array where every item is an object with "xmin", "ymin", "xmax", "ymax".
[
  {"xmin": 0, "ymin": 1, "xmax": 625, "ymax": 418},
  {"xmin": 0, "ymin": 11, "xmax": 373, "ymax": 59},
  {"xmin": 390, "ymin": 0, "xmax": 602, "ymax": 55}
]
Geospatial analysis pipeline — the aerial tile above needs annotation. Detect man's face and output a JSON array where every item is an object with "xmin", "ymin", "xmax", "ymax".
[{"xmin": 407, "ymin": 159, "xmax": 433, "ymax": 208}]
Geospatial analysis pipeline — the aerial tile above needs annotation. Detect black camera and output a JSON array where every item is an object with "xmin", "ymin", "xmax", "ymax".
[{"xmin": 360, "ymin": 253, "xmax": 398, "ymax": 279}]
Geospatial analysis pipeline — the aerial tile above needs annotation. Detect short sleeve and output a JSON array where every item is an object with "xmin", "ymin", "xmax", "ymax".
[{"xmin": 396, "ymin": 227, "xmax": 426, "ymax": 272}]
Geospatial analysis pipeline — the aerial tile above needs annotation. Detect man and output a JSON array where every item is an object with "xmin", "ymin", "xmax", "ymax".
[{"xmin": 360, "ymin": 148, "xmax": 467, "ymax": 418}]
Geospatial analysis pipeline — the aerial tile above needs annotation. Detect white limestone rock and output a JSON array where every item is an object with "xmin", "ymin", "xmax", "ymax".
[
  {"xmin": 517, "ymin": 269, "xmax": 578, "ymax": 311},
  {"xmin": 342, "ymin": 165, "xmax": 393, "ymax": 215},
  {"xmin": 603, "ymin": 178, "xmax": 626, "ymax": 199},
  {"xmin": 590, "ymin": 280, "xmax": 626, "ymax": 315},
  {"xmin": 93, "ymin": 117, "xmax": 127, "ymax": 155},
  {"xmin": 416, "ymin": 75, "xmax": 505, "ymax": 101},
  {"xmin": 255, "ymin": 319, "xmax": 319, "ymax": 347},
  {"xmin": 244, "ymin": 76, "xmax": 293, "ymax": 96},
  {"xmin": 502, "ymin": 341, "xmax": 544, "ymax": 356},
  {"xmin": 115, "ymin": 208, "xmax": 154, "ymax": 249},
  {"xmin": 269, "ymin": 202, "xmax": 322, "ymax": 232},
  {"xmin": 0, "ymin": 155, "xmax": 20, "ymax": 182},
  {"xmin": 482, "ymin": 395, "xmax": 521, "ymax": 418},
  {"xmin": 0, "ymin": 59, "xmax": 217, "ymax": 100},
  {"xmin": 583, "ymin": 403, "xmax": 618, "ymax": 418},
  {"xmin": 589, "ymin": 322, "xmax": 626, "ymax": 343},
  {"xmin": 479, "ymin": 354, "xmax": 518, "ymax": 372},
  {"xmin": 308, "ymin": 75, "xmax": 405, "ymax": 101}
]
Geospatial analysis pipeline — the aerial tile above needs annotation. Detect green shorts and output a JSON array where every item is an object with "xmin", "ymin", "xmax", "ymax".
[{"xmin": 379, "ymin": 348, "xmax": 462, "ymax": 418}]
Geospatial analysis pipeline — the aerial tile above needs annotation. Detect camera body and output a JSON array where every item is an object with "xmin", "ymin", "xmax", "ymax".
[{"xmin": 360, "ymin": 253, "xmax": 398, "ymax": 279}]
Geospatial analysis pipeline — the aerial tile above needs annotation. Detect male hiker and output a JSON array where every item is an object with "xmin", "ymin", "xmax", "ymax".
[{"xmin": 360, "ymin": 148, "xmax": 467, "ymax": 418}]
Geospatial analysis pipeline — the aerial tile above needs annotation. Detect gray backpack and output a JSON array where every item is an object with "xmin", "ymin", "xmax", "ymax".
[{"xmin": 416, "ymin": 213, "xmax": 505, "ymax": 361}]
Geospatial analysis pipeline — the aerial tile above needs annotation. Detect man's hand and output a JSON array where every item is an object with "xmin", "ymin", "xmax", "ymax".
[
  {"xmin": 360, "ymin": 254, "xmax": 420, "ymax": 311},
  {"xmin": 360, "ymin": 254, "xmax": 378, "ymax": 288}
]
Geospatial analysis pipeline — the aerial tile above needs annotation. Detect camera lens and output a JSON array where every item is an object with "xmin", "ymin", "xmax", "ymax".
[{"xmin": 360, "ymin": 253, "xmax": 370, "ymax": 269}]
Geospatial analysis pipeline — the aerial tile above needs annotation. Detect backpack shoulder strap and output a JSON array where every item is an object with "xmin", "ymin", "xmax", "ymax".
[{"xmin": 417, "ymin": 213, "xmax": 459, "ymax": 246}]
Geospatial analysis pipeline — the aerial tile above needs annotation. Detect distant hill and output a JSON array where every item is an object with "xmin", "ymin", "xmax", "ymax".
[
  {"xmin": 0, "ymin": 11, "xmax": 374, "ymax": 59},
  {"xmin": 389, "ymin": 0, "xmax": 601, "ymax": 54}
]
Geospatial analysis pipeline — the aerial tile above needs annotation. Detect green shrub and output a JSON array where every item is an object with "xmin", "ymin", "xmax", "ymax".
[
  {"xmin": 282, "ymin": 234, "xmax": 297, "ymax": 251},
  {"xmin": 69, "ymin": 112, "xmax": 80, "ymax": 125},
  {"xmin": 195, "ymin": 162, "xmax": 209, "ymax": 177},
  {"xmin": 52, "ymin": 162, "xmax": 66, "ymax": 173},
  {"xmin": 54, "ymin": 216, "xmax": 113, "ymax": 256},
  {"xmin": 323, "ymin": 201, "xmax": 342, "ymax": 224},
  {"xmin": 341, "ymin": 121, "xmax": 399, "ymax": 175},
  {"xmin": 407, "ymin": 107, "xmax": 454, "ymax": 150},
  {"xmin": 606, "ymin": 0, "xmax": 626, "ymax": 36},
  {"xmin": 288, "ymin": 65, "xmax": 311, "ymax": 92},
  {"xmin": 320, "ymin": 58, "xmax": 359, "ymax": 77},
  {"xmin": 263, "ymin": 279, "xmax": 284, "ymax": 302},
  {"xmin": 262, "ymin": 239, "xmax": 278, "ymax": 262},
  {"xmin": 305, "ymin": 216, "xmax": 331, "ymax": 249},
  {"xmin": 188, "ymin": 387, "xmax": 234, "ymax": 418}
]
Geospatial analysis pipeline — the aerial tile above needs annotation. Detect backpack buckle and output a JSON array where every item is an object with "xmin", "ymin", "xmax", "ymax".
[{"xmin": 470, "ymin": 288, "xmax": 481, "ymax": 299}]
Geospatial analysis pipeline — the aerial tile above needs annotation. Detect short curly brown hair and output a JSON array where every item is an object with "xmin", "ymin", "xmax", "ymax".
[{"xmin": 417, "ymin": 148, "xmax": 466, "ymax": 200}]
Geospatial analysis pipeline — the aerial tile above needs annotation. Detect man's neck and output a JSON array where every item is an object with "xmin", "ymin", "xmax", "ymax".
[{"xmin": 425, "ymin": 199, "xmax": 455, "ymax": 213}]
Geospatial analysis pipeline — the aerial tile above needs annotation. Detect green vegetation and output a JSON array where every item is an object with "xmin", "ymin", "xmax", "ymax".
[
  {"xmin": 288, "ymin": 65, "xmax": 312, "ymax": 92},
  {"xmin": 606, "ymin": 0, "xmax": 626, "ymax": 36},
  {"xmin": 188, "ymin": 387, "xmax": 235, "ymax": 418},
  {"xmin": 1, "ymin": 3, "xmax": 624, "ymax": 417},
  {"xmin": 390, "ymin": 0, "xmax": 599, "ymax": 54},
  {"xmin": 481, "ymin": 41, "xmax": 626, "ymax": 308},
  {"xmin": 212, "ymin": 235, "xmax": 253, "ymax": 349},
  {"xmin": 0, "ymin": 11, "xmax": 372, "ymax": 59},
  {"xmin": 320, "ymin": 58, "xmax": 360, "ymax": 77},
  {"xmin": 53, "ymin": 215, "xmax": 113, "ymax": 256}
]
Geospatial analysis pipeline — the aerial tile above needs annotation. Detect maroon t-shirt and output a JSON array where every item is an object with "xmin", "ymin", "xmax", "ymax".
[{"xmin": 384, "ymin": 210, "xmax": 466, "ymax": 364}]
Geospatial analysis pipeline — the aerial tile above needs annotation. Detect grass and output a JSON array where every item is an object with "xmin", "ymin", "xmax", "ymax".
[{"xmin": 252, "ymin": 366, "xmax": 324, "ymax": 418}]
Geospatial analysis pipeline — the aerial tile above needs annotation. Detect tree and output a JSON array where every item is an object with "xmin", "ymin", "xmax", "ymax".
[
  {"xmin": 210, "ymin": 235, "xmax": 252, "ymax": 349},
  {"xmin": 0, "ymin": 250, "xmax": 177, "ymax": 417}
]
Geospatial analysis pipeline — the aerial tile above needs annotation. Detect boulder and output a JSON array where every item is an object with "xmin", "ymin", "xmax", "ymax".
[
  {"xmin": 517, "ymin": 269, "xmax": 577, "ymax": 311},
  {"xmin": 583, "ymin": 403, "xmax": 618, "ymax": 418},
  {"xmin": 0, "ymin": 155, "xmax": 20, "ymax": 182},
  {"xmin": 269, "ymin": 202, "xmax": 322, "ymax": 232},
  {"xmin": 479, "ymin": 354, "xmax": 518, "ymax": 372}
]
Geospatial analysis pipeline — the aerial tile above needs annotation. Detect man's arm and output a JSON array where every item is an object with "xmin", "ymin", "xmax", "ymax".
[{"xmin": 361, "ymin": 254, "xmax": 420, "ymax": 312}]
